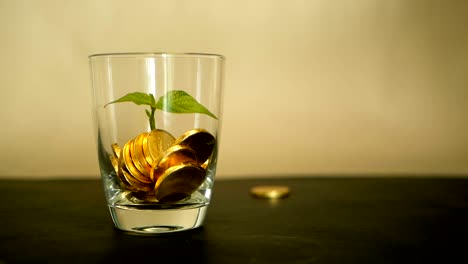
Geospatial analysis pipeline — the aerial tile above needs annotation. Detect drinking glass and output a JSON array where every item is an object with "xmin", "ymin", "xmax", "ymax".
[{"xmin": 89, "ymin": 53, "xmax": 225, "ymax": 234}]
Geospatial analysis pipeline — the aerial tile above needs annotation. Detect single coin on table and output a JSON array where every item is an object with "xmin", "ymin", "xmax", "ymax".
[{"xmin": 250, "ymin": 185, "xmax": 291, "ymax": 199}]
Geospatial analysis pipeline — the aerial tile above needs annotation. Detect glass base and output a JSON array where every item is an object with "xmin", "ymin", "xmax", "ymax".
[{"xmin": 108, "ymin": 204, "xmax": 208, "ymax": 234}]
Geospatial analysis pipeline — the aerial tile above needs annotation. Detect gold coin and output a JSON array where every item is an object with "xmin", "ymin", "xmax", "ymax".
[
  {"xmin": 131, "ymin": 132, "xmax": 152, "ymax": 178},
  {"xmin": 141, "ymin": 133, "xmax": 153, "ymax": 164},
  {"xmin": 111, "ymin": 143, "xmax": 121, "ymax": 159},
  {"xmin": 115, "ymin": 156, "xmax": 137, "ymax": 191},
  {"xmin": 150, "ymin": 145, "xmax": 197, "ymax": 182},
  {"xmin": 110, "ymin": 155, "xmax": 119, "ymax": 174},
  {"xmin": 201, "ymin": 159, "xmax": 209, "ymax": 169},
  {"xmin": 143, "ymin": 129, "xmax": 176, "ymax": 166},
  {"xmin": 175, "ymin": 129, "xmax": 216, "ymax": 164},
  {"xmin": 118, "ymin": 155, "xmax": 149, "ymax": 191},
  {"xmin": 122, "ymin": 140, "xmax": 152, "ymax": 184},
  {"xmin": 250, "ymin": 185, "xmax": 290, "ymax": 199},
  {"xmin": 154, "ymin": 163, "xmax": 206, "ymax": 203},
  {"xmin": 121, "ymin": 166, "xmax": 153, "ymax": 192}
]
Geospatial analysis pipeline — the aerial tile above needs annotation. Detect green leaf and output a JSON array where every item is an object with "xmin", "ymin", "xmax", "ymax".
[
  {"xmin": 155, "ymin": 90, "xmax": 217, "ymax": 119},
  {"xmin": 104, "ymin": 92, "xmax": 156, "ymax": 108}
]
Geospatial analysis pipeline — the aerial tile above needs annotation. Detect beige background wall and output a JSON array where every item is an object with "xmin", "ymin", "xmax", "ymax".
[{"xmin": 1, "ymin": 0, "xmax": 467, "ymax": 179}]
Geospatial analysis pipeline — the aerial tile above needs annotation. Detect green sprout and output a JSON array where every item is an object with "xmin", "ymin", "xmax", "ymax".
[{"xmin": 105, "ymin": 90, "xmax": 217, "ymax": 130}]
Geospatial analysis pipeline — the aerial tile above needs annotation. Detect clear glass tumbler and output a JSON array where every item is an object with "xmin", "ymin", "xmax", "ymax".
[{"xmin": 89, "ymin": 53, "xmax": 225, "ymax": 234}]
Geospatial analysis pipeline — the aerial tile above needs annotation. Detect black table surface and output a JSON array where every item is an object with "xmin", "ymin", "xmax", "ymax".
[{"xmin": 1, "ymin": 177, "xmax": 468, "ymax": 263}]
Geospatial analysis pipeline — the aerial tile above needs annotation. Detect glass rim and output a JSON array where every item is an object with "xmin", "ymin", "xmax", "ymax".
[{"xmin": 89, "ymin": 52, "xmax": 225, "ymax": 60}]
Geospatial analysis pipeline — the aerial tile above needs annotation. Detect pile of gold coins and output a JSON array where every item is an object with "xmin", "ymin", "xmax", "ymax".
[{"xmin": 109, "ymin": 128, "xmax": 215, "ymax": 203}]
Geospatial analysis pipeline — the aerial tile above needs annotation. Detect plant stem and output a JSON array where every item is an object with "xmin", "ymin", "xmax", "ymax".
[{"xmin": 149, "ymin": 107, "xmax": 156, "ymax": 130}]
